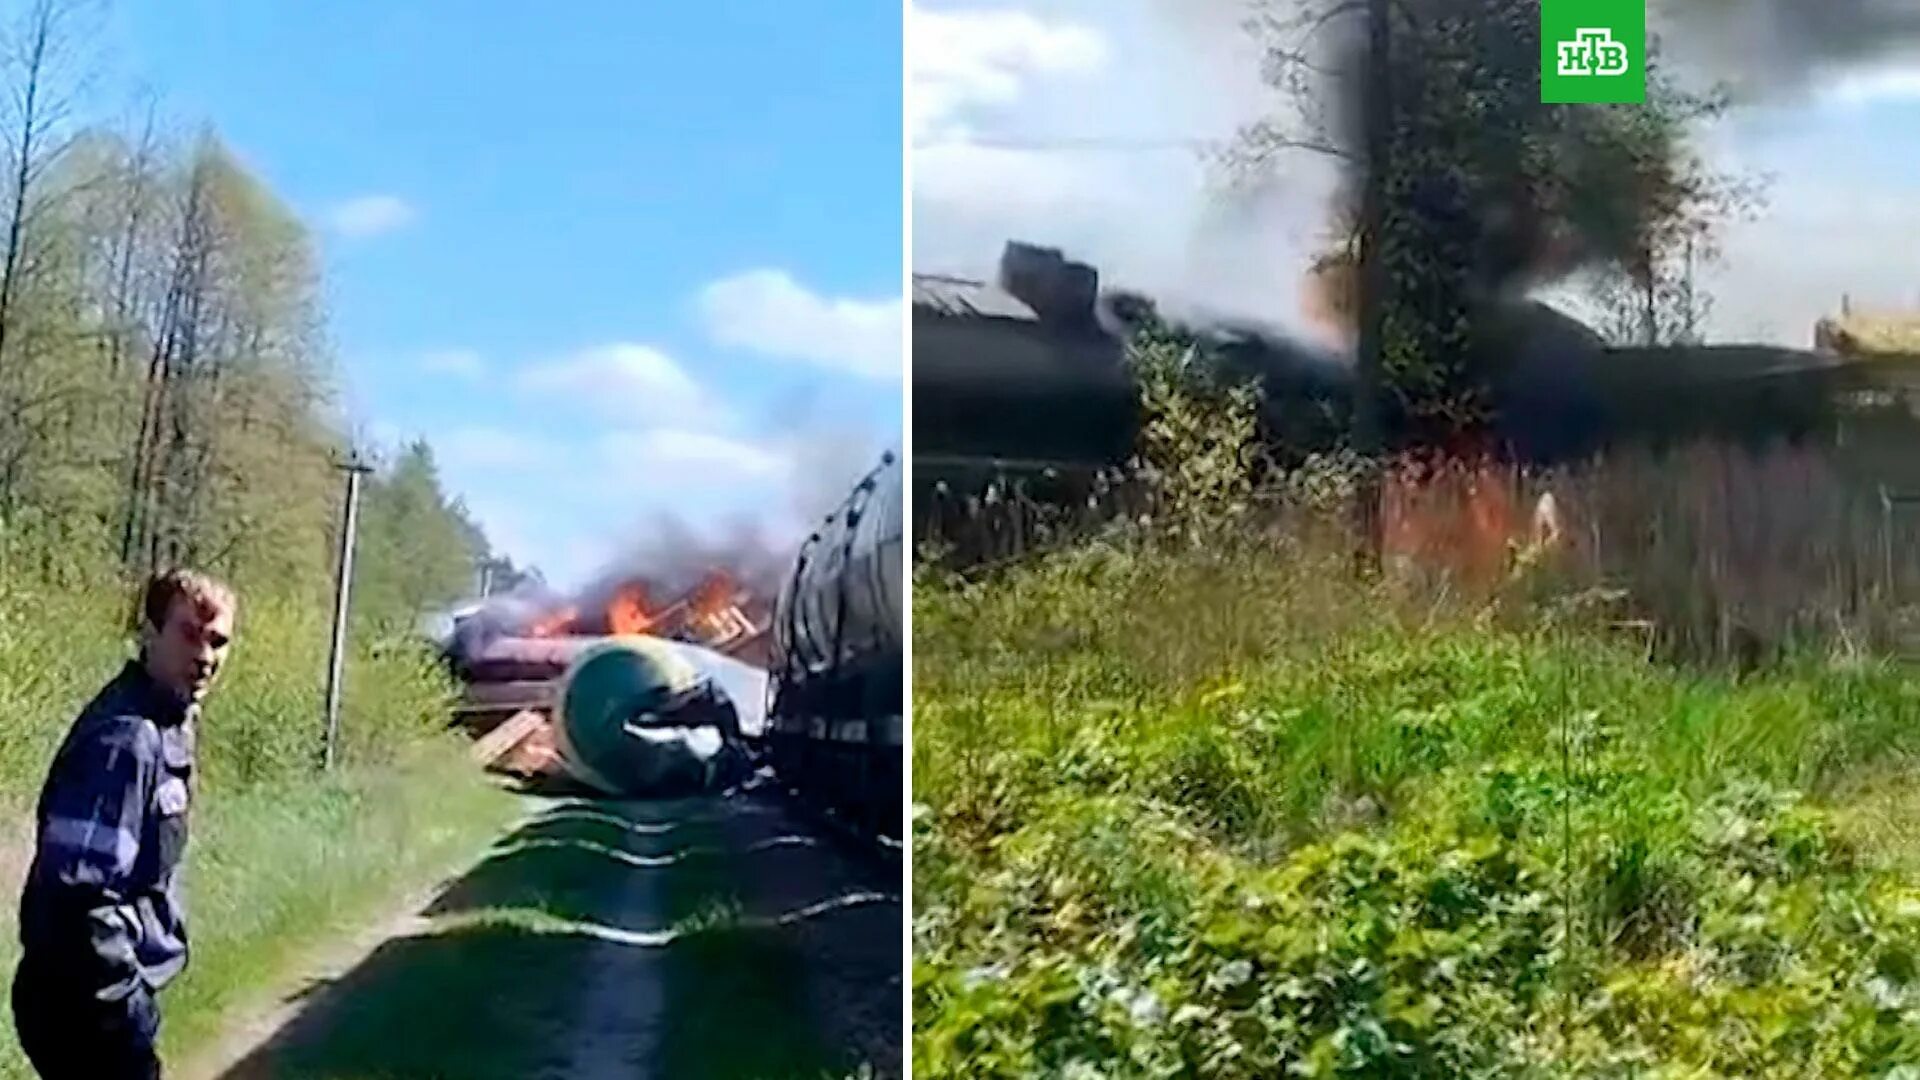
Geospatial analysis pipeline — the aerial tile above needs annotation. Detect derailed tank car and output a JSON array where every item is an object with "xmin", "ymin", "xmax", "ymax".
[
  {"xmin": 764, "ymin": 450, "xmax": 903, "ymax": 844},
  {"xmin": 552, "ymin": 635, "xmax": 766, "ymax": 796}
]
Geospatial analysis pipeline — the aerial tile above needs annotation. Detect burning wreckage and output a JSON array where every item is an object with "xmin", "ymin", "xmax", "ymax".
[
  {"xmin": 916, "ymin": 241, "xmax": 1920, "ymax": 528},
  {"xmin": 431, "ymin": 452, "xmax": 904, "ymax": 842},
  {"xmin": 443, "ymin": 581, "xmax": 773, "ymax": 796}
]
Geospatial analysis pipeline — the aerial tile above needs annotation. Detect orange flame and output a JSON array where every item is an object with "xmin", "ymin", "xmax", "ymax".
[
  {"xmin": 691, "ymin": 571, "xmax": 736, "ymax": 616},
  {"xmin": 687, "ymin": 571, "xmax": 750, "ymax": 641},
  {"xmin": 518, "ymin": 568, "xmax": 765, "ymax": 645},
  {"xmin": 1381, "ymin": 453, "xmax": 1527, "ymax": 591},
  {"xmin": 607, "ymin": 582, "xmax": 656, "ymax": 636},
  {"xmin": 527, "ymin": 604, "xmax": 578, "ymax": 638}
]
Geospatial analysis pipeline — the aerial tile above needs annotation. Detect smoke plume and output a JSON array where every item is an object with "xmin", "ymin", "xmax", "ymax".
[
  {"xmin": 1652, "ymin": 0, "xmax": 1920, "ymax": 101},
  {"xmin": 583, "ymin": 511, "xmax": 794, "ymax": 606}
]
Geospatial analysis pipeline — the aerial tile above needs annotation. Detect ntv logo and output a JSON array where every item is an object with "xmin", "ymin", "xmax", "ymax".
[
  {"xmin": 1541, "ymin": 2, "xmax": 1642, "ymax": 102},
  {"xmin": 1556, "ymin": 28, "xmax": 1631, "ymax": 77}
]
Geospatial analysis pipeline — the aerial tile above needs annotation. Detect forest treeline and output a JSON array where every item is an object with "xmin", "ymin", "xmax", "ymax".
[{"xmin": 0, "ymin": 0, "xmax": 506, "ymax": 630}]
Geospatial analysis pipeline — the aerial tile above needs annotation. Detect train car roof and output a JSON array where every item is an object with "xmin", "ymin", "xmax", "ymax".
[{"xmin": 912, "ymin": 273, "xmax": 1039, "ymax": 322}]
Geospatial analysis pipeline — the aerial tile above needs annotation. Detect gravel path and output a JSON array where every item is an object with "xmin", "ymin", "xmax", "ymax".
[{"xmin": 199, "ymin": 786, "xmax": 901, "ymax": 1079}]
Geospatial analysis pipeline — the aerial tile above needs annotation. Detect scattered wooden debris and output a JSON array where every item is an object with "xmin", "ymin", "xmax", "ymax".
[{"xmin": 470, "ymin": 709, "xmax": 555, "ymax": 777}]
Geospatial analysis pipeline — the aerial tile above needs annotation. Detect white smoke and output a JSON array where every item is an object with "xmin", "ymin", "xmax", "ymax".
[
  {"xmin": 912, "ymin": 0, "xmax": 1343, "ymax": 335},
  {"xmin": 914, "ymin": 0, "xmax": 1920, "ymax": 347}
]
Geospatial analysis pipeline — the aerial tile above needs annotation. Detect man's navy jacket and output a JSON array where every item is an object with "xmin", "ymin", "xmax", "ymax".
[{"xmin": 17, "ymin": 661, "xmax": 195, "ymax": 1001}]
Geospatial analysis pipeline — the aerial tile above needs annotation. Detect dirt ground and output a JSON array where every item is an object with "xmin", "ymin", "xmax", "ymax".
[{"xmin": 190, "ymin": 784, "xmax": 902, "ymax": 1080}]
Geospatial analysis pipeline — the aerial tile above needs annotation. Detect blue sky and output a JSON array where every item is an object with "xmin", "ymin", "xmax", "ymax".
[{"xmin": 105, "ymin": 2, "xmax": 904, "ymax": 592}]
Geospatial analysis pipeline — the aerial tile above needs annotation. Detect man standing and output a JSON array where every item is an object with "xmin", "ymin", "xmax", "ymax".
[{"xmin": 12, "ymin": 570, "xmax": 236, "ymax": 1079}]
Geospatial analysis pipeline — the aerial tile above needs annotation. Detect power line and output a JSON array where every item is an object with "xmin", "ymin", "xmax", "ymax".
[{"xmin": 913, "ymin": 133, "xmax": 1346, "ymax": 158}]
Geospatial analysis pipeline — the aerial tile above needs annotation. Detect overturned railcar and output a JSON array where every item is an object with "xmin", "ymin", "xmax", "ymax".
[
  {"xmin": 552, "ymin": 635, "xmax": 766, "ymax": 796},
  {"xmin": 764, "ymin": 450, "xmax": 903, "ymax": 844},
  {"xmin": 914, "ymin": 241, "xmax": 1875, "ymax": 503}
]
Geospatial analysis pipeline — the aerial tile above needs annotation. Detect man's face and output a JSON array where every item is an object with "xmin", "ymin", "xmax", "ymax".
[{"xmin": 146, "ymin": 596, "xmax": 235, "ymax": 704}]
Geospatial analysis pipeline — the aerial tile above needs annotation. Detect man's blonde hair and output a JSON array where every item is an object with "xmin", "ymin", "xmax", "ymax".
[{"xmin": 139, "ymin": 568, "xmax": 236, "ymax": 632}]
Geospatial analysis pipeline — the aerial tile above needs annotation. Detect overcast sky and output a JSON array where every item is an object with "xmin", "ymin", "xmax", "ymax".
[{"xmin": 911, "ymin": 0, "xmax": 1920, "ymax": 349}]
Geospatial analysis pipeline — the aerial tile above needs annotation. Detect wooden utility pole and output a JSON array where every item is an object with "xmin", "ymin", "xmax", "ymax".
[
  {"xmin": 1353, "ymin": 0, "xmax": 1392, "ymax": 575},
  {"xmin": 322, "ymin": 449, "xmax": 372, "ymax": 771}
]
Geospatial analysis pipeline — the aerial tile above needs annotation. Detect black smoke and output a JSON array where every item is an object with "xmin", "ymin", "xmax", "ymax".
[
  {"xmin": 1654, "ymin": 0, "xmax": 1920, "ymax": 101},
  {"xmin": 579, "ymin": 511, "xmax": 794, "ymax": 610}
]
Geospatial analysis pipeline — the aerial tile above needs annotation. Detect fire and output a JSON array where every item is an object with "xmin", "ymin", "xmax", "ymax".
[
  {"xmin": 607, "ymin": 582, "xmax": 656, "ymax": 635},
  {"xmin": 1380, "ymin": 452, "xmax": 1536, "ymax": 591},
  {"xmin": 527, "ymin": 604, "xmax": 578, "ymax": 638},
  {"xmin": 509, "ymin": 566, "xmax": 769, "ymax": 657},
  {"xmin": 686, "ymin": 571, "xmax": 755, "ymax": 644},
  {"xmin": 1302, "ymin": 247, "xmax": 1358, "ymax": 351},
  {"xmin": 690, "ymin": 571, "xmax": 736, "ymax": 618}
]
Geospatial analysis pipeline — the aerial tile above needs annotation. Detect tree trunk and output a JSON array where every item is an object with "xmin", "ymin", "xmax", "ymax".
[
  {"xmin": 1353, "ymin": 0, "xmax": 1391, "ymax": 575},
  {"xmin": 0, "ymin": 0, "xmax": 53, "ymax": 383}
]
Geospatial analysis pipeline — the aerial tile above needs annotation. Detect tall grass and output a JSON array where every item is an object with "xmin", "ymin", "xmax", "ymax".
[
  {"xmin": 915, "ymin": 531, "xmax": 1920, "ymax": 852},
  {"xmin": 923, "ymin": 437, "xmax": 1920, "ymax": 667},
  {"xmin": 1429, "ymin": 441, "xmax": 1919, "ymax": 664},
  {"xmin": 0, "ymin": 578, "xmax": 455, "ymax": 808},
  {"xmin": 0, "ymin": 576, "xmax": 512, "ymax": 1076},
  {"xmin": 913, "ymin": 530, "xmax": 1920, "ymax": 1076}
]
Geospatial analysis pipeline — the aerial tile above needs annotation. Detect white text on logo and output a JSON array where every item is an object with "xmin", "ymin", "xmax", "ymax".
[{"xmin": 1556, "ymin": 28, "xmax": 1630, "ymax": 77}]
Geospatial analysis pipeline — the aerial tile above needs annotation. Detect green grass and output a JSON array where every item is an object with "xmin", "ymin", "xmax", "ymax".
[
  {"xmin": 0, "ymin": 557, "xmax": 887, "ymax": 1079},
  {"xmin": 233, "ymin": 801, "xmax": 867, "ymax": 1080},
  {"xmin": 0, "ymin": 578, "xmax": 519, "ymax": 1077},
  {"xmin": 913, "ymin": 534, "xmax": 1920, "ymax": 1077},
  {"xmin": 0, "ymin": 579, "xmax": 457, "ymax": 807},
  {"xmin": 0, "ymin": 741, "xmax": 522, "ymax": 1080}
]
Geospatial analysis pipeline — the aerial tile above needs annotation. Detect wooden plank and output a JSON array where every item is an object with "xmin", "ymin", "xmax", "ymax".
[
  {"xmin": 454, "ymin": 680, "xmax": 555, "ymax": 715},
  {"xmin": 470, "ymin": 708, "xmax": 548, "ymax": 768}
]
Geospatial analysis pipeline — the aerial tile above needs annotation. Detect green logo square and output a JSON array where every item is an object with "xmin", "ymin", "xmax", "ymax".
[{"xmin": 1541, "ymin": 0, "xmax": 1645, "ymax": 103}]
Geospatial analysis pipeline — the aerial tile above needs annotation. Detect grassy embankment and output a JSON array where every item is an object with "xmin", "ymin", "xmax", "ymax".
[
  {"xmin": 0, "ymin": 580, "xmax": 522, "ymax": 1078},
  {"xmin": 913, "ymin": 533, "xmax": 1920, "ymax": 1077}
]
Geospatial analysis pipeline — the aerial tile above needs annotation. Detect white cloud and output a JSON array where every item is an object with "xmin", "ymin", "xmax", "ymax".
[
  {"xmin": 598, "ymin": 428, "xmax": 790, "ymax": 483},
  {"xmin": 419, "ymin": 349, "xmax": 485, "ymax": 379},
  {"xmin": 517, "ymin": 343, "xmax": 708, "ymax": 417},
  {"xmin": 913, "ymin": 7, "xmax": 1109, "ymax": 140},
  {"xmin": 362, "ymin": 335, "xmax": 893, "ymax": 593},
  {"xmin": 1820, "ymin": 63, "xmax": 1920, "ymax": 106},
  {"xmin": 386, "ymin": 419, "xmax": 893, "ymax": 596},
  {"xmin": 698, "ymin": 269, "xmax": 903, "ymax": 379},
  {"xmin": 328, "ymin": 194, "xmax": 417, "ymax": 239}
]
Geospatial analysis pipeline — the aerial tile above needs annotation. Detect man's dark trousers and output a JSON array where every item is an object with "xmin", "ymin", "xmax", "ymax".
[{"xmin": 11, "ymin": 956, "xmax": 161, "ymax": 1079}]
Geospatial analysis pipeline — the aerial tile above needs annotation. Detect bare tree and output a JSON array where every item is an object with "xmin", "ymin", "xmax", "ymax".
[
  {"xmin": 0, "ymin": 0, "xmax": 96, "ymax": 380},
  {"xmin": 122, "ymin": 141, "xmax": 213, "ymax": 574}
]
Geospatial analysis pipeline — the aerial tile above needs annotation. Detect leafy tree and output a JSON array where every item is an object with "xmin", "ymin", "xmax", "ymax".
[
  {"xmin": 1126, "ymin": 324, "xmax": 1263, "ymax": 542},
  {"xmin": 1236, "ymin": 0, "xmax": 1752, "ymax": 448},
  {"xmin": 353, "ymin": 439, "xmax": 489, "ymax": 629},
  {"xmin": 0, "ymin": 81, "xmax": 496, "ymax": 612}
]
